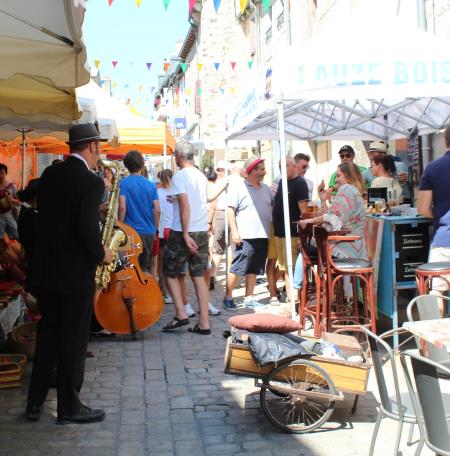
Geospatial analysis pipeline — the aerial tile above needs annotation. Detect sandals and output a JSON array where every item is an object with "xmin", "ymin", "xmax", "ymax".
[
  {"xmin": 162, "ymin": 316, "xmax": 189, "ymax": 331},
  {"xmin": 188, "ymin": 324, "xmax": 211, "ymax": 335}
]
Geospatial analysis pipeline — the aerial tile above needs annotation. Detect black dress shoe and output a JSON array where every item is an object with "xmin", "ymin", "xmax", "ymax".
[
  {"xmin": 25, "ymin": 404, "xmax": 41, "ymax": 421},
  {"xmin": 57, "ymin": 405, "xmax": 105, "ymax": 424}
]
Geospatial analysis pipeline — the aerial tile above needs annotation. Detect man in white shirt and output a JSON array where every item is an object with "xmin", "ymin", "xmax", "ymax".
[
  {"xmin": 162, "ymin": 142, "xmax": 211, "ymax": 335},
  {"xmin": 225, "ymin": 156, "xmax": 273, "ymax": 308}
]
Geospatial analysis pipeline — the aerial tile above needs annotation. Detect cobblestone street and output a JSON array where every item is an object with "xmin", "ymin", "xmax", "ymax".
[{"xmin": 0, "ymin": 266, "xmax": 438, "ymax": 455}]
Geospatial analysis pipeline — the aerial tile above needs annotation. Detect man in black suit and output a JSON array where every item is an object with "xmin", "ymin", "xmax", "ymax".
[{"xmin": 25, "ymin": 124, "xmax": 112, "ymax": 424}]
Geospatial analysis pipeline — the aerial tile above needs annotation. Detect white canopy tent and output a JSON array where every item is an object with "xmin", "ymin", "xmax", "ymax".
[{"xmin": 226, "ymin": 10, "xmax": 450, "ymax": 319}]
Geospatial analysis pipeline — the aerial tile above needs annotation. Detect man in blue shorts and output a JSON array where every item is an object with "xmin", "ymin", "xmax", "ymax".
[{"xmin": 224, "ymin": 155, "xmax": 273, "ymax": 309}]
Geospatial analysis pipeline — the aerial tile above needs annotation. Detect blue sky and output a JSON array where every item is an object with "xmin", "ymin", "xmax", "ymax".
[{"xmin": 83, "ymin": 0, "xmax": 190, "ymax": 118}]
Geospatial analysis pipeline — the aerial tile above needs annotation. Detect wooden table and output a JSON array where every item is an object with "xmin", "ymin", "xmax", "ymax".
[{"xmin": 403, "ymin": 318, "xmax": 450, "ymax": 354}]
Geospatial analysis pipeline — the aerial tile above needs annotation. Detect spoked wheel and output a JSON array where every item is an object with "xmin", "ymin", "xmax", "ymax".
[{"xmin": 260, "ymin": 359, "xmax": 337, "ymax": 433}]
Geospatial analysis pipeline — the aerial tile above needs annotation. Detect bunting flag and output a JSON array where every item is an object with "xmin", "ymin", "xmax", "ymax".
[
  {"xmin": 213, "ymin": 0, "xmax": 221, "ymax": 13},
  {"xmin": 112, "ymin": 60, "xmax": 118, "ymax": 68},
  {"xmin": 129, "ymin": 61, "xmax": 134, "ymax": 67},
  {"xmin": 240, "ymin": 0, "xmax": 247, "ymax": 14},
  {"xmin": 163, "ymin": 0, "xmax": 170, "ymax": 10},
  {"xmin": 230, "ymin": 87, "xmax": 237, "ymax": 94},
  {"xmin": 126, "ymin": 98, "xmax": 131, "ymax": 105},
  {"xmin": 108, "ymin": 0, "xmax": 113, "ymax": 6},
  {"xmin": 230, "ymin": 62, "xmax": 236, "ymax": 70},
  {"xmin": 262, "ymin": 0, "xmax": 271, "ymax": 12},
  {"xmin": 175, "ymin": 88, "xmax": 180, "ymax": 95},
  {"xmin": 197, "ymin": 87, "xmax": 203, "ymax": 96},
  {"xmin": 146, "ymin": 62, "xmax": 152, "ymax": 70},
  {"xmin": 164, "ymin": 62, "xmax": 170, "ymax": 72},
  {"xmin": 124, "ymin": 84, "xmax": 130, "ymax": 88},
  {"xmin": 150, "ymin": 87, "xmax": 156, "ymax": 93},
  {"xmin": 247, "ymin": 60, "xmax": 253, "ymax": 70},
  {"xmin": 112, "ymin": 82, "xmax": 117, "ymax": 88},
  {"xmin": 138, "ymin": 85, "xmax": 144, "ymax": 92},
  {"xmin": 219, "ymin": 88, "xmax": 225, "ymax": 95},
  {"xmin": 99, "ymin": 80, "xmax": 105, "ymax": 86},
  {"xmin": 180, "ymin": 63, "xmax": 187, "ymax": 73},
  {"xmin": 136, "ymin": 0, "xmax": 142, "ymax": 7},
  {"xmin": 94, "ymin": 60, "xmax": 101, "ymax": 69},
  {"xmin": 214, "ymin": 62, "xmax": 220, "ymax": 70},
  {"xmin": 186, "ymin": 88, "xmax": 192, "ymax": 96},
  {"xmin": 197, "ymin": 63, "xmax": 203, "ymax": 72},
  {"xmin": 189, "ymin": 0, "xmax": 195, "ymax": 13}
]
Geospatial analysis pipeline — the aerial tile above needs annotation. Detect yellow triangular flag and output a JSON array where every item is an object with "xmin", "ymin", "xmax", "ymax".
[
  {"xmin": 136, "ymin": 0, "xmax": 142, "ymax": 6},
  {"xmin": 186, "ymin": 88, "xmax": 192, "ymax": 97},
  {"xmin": 240, "ymin": 0, "xmax": 247, "ymax": 13},
  {"xmin": 94, "ymin": 60, "xmax": 101, "ymax": 69},
  {"xmin": 197, "ymin": 63, "xmax": 203, "ymax": 72}
]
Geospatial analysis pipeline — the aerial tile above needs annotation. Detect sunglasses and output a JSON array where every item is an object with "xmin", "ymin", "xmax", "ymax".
[
  {"xmin": 339, "ymin": 153, "xmax": 353, "ymax": 159},
  {"xmin": 301, "ymin": 164, "xmax": 310, "ymax": 170}
]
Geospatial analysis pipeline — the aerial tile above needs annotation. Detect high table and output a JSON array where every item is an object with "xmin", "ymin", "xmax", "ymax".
[
  {"xmin": 366, "ymin": 215, "xmax": 433, "ymax": 344},
  {"xmin": 403, "ymin": 318, "xmax": 450, "ymax": 354}
]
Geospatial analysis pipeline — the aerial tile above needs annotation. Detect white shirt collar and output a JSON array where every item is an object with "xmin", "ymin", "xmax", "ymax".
[{"xmin": 71, "ymin": 153, "xmax": 90, "ymax": 169}]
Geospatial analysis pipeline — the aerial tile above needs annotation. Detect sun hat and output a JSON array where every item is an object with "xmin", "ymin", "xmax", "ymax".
[
  {"xmin": 243, "ymin": 155, "xmax": 265, "ymax": 174},
  {"xmin": 215, "ymin": 160, "xmax": 227, "ymax": 170},
  {"xmin": 369, "ymin": 140, "xmax": 388, "ymax": 153},
  {"xmin": 66, "ymin": 123, "xmax": 107, "ymax": 145}
]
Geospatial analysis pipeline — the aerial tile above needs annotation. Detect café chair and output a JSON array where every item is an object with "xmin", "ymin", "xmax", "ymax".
[
  {"xmin": 407, "ymin": 294, "xmax": 450, "ymax": 376},
  {"xmin": 400, "ymin": 349, "xmax": 450, "ymax": 456},
  {"xmin": 361, "ymin": 327, "xmax": 422, "ymax": 456},
  {"xmin": 298, "ymin": 218, "xmax": 322, "ymax": 336},
  {"xmin": 314, "ymin": 226, "xmax": 377, "ymax": 333},
  {"xmin": 415, "ymin": 261, "xmax": 450, "ymax": 295}
]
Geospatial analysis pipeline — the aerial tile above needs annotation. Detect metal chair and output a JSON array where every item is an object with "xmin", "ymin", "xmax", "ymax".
[
  {"xmin": 415, "ymin": 261, "xmax": 450, "ymax": 294},
  {"xmin": 361, "ymin": 327, "xmax": 421, "ymax": 456},
  {"xmin": 400, "ymin": 349, "xmax": 450, "ymax": 456},
  {"xmin": 407, "ymin": 294, "xmax": 450, "ymax": 368}
]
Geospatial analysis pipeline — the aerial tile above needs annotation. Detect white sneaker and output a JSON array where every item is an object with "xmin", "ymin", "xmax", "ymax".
[
  {"xmin": 208, "ymin": 302, "xmax": 221, "ymax": 316},
  {"xmin": 184, "ymin": 303, "xmax": 195, "ymax": 318},
  {"xmin": 164, "ymin": 294, "xmax": 173, "ymax": 304},
  {"xmin": 269, "ymin": 297, "xmax": 281, "ymax": 306}
]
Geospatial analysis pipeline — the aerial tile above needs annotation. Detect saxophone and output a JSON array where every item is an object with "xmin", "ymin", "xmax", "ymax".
[{"xmin": 95, "ymin": 160, "xmax": 128, "ymax": 289}]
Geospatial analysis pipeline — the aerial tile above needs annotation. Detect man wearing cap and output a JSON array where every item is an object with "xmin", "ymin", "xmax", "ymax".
[
  {"xmin": 362, "ymin": 141, "xmax": 410, "ymax": 201},
  {"xmin": 224, "ymin": 155, "xmax": 273, "ymax": 309},
  {"xmin": 26, "ymin": 123, "xmax": 113, "ymax": 424},
  {"xmin": 329, "ymin": 145, "xmax": 367, "ymax": 191},
  {"xmin": 418, "ymin": 124, "xmax": 450, "ymax": 305}
]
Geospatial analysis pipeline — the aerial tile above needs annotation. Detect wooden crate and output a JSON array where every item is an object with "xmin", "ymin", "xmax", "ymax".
[
  {"xmin": 0, "ymin": 362, "xmax": 21, "ymax": 389},
  {"xmin": 224, "ymin": 338, "xmax": 370, "ymax": 393}
]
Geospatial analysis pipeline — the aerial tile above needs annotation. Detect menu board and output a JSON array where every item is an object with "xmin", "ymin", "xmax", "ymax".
[
  {"xmin": 395, "ymin": 222, "xmax": 430, "ymax": 282},
  {"xmin": 407, "ymin": 127, "xmax": 423, "ymax": 184}
]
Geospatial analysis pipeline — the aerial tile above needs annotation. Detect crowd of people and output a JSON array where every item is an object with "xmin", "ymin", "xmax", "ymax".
[{"xmin": 2, "ymin": 121, "xmax": 448, "ymax": 426}]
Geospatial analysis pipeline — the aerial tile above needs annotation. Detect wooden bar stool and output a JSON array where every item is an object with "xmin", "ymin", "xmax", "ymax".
[
  {"xmin": 298, "ymin": 220, "xmax": 321, "ymax": 336},
  {"xmin": 415, "ymin": 262, "xmax": 450, "ymax": 294},
  {"xmin": 315, "ymin": 226, "xmax": 377, "ymax": 334}
]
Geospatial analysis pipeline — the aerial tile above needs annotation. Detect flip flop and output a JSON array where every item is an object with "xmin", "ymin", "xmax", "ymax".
[
  {"xmin": 162, "ymin": 316, "xmax": 189, "ymax": 331},
  {"xmin": 188, "ymin": 324, "xmax": 211, "ymax": 335}
]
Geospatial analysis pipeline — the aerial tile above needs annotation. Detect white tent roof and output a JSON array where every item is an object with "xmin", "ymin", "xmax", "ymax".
[{"xmin": 227, "ymin": 10, "xmax": 450, "ymax": 141}]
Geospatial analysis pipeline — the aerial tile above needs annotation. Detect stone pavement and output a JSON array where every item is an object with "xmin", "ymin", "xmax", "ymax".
[{"xmin": 0, "ymin": 264, "xmax": 438, "ymax": 456}]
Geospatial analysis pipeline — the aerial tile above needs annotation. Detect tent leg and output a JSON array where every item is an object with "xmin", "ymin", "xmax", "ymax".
[
  {"xmin": 276, "ymin": 101, "xmax": 297, "ymax": 321},
  {"xmin": 224, "ymin": 141, "xmax": 229, "ymax": 281}
]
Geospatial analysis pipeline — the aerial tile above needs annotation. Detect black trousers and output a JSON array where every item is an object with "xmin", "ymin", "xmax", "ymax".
[{"xmin": 27, "ymin": 291, "xmax": 93, "ymax": 416}]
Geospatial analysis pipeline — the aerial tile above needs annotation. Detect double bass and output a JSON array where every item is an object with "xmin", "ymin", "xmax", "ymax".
[{"xmin": 93, "ymin": 161, "xmax": 163, "ymax": 339}]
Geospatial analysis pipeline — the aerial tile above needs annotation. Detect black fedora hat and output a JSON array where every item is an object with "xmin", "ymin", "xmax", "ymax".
[
  {"xmin": 66, "ymin": 123, "xmax": 107, "ymax": 145},
  {"xmin": 18, "ymin": 178, "xmax": 39, "ymax": 203}
]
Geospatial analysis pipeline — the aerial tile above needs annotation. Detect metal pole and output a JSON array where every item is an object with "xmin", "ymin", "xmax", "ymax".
[
  {"xmin": 276, "ymin": 101, "xmax": 297, "ymax": 319},
  {"xmin": 224, "ymin": 141, "xmax": 229, "ymax": 280},
  {"xmin": 18, "ymin": 128, "xmax": 32, "ymax": 187},
  {"xmin": 163, "ymin": 136, "xmax": 167, "ymax": 169}
]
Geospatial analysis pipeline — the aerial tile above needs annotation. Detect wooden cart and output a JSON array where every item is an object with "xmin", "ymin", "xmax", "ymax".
[{"xmin": 224, "ymin": 335, "xmax": 371, "ymax": 434}]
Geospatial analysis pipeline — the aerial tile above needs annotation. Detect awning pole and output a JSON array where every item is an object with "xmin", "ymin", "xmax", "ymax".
[
  {"xmin": 163, "ymin": 139, "xmax": 167, "ymax": 169},
  {"xmin": 224, "ymin": 141, "xmax": 229, "ymax": 280},
  {"xmin": 18, "ymin": 128, "xmax": 31, "ymax": 188},
  {"xmin": 276, "ymin": 101, "xmax": 297, "ymax": 320}
]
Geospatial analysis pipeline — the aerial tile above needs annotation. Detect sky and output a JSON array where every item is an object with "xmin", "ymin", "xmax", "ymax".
[{"xmin": 83, "ymin": 0, "xmax": 190, "ymax": 119}]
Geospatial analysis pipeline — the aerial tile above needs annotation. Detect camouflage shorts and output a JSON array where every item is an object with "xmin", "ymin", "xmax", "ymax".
[{"xmin": 163, "ymin": 230, "xmax": 209, "ymax": 278}]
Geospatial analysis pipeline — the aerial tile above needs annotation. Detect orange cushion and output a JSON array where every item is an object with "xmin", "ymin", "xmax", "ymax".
[{"xmin": 228, "ymin": 313, "xmax": 301, "ymax": 334}]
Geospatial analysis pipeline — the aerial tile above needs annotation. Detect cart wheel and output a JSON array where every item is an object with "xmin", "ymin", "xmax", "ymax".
[{"xmin": 260, "ymin": 359, "xmax": 337, "ymax": 433}]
